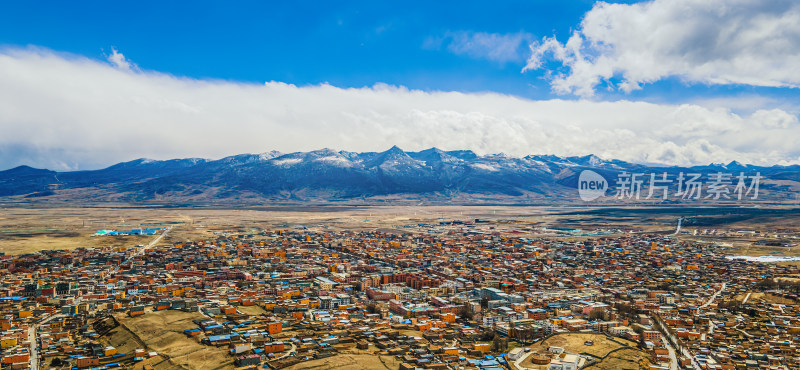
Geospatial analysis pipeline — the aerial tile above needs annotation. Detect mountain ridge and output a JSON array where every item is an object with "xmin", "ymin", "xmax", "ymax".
[{"xmin": 2, "ymin": 147, "xmax": 799, "ymax": 204}]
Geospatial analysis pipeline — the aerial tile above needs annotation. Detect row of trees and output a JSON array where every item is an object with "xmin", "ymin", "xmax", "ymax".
[{"xmin": 754, "ymin": 277, "xmax": 800, "ymax": 293}]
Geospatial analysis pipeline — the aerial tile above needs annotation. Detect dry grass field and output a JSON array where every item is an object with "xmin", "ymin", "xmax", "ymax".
[
  {"xmin": 99, "ymin": 321, "xmax": 146, "ymax": 354},
  {"xmin": 0, "ymin": 205, "xmax": 579, "ymax": 255},
  {"xmin": 537, "ymin": 333, "xmax": 637, "ymax": 358},
  {"xmin": 0, "ymin": 207, "xmax": 176, "ymax": 254},
  {"xmin": 114, "ymin": 310, "xmax": 234, "ymax": 370},
  {"xmin": 520, "ymin": 333, "xmax": 646, "ymax": 369},
  {"xmin": 236, "ymin": 304, "xmax": 267, "ymax": 316},
  {"xmin": 585, "ymin": 348, "xmax": 654, "ymax": 370},
  {"xmin": 5, "ymin": 204, "xmax": 799, "ymax": 256},
  {"xmin": 128, "ymin": 356, "xmax": 175, "ymax": 370},
  {"xmin": 283, "ymin": 354, "xmax": 401, "ymax": 370},
  {"xmin": 725, "ymin": 244, "xmax": 800, "ymax": 257},
  {"xmin": 98, "ymin": 324, "xmax": 174, "ymax": 370},
  {"xmin": 733, "ymin": 292, "xmax": 797, "ymax": 305}
]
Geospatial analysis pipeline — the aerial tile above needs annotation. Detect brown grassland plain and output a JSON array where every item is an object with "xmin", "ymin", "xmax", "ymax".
[
  {"xmin": 0, "ymin": 205, "xmax": 598, "ymax": 254},
  {"xmin": 2, "ymin": 205, "xmax": 799, "ymax": 256}
]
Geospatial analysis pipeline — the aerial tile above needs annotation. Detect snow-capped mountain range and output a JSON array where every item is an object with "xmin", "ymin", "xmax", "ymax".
[{"xmin": 1, "ymin": 147, "xmax": 798, "ymax": 204}]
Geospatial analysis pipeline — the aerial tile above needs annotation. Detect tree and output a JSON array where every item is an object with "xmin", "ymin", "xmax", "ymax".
[
  {"xmin": 755, "ymin": 278, "xmax": 778, "ymax": 290},
  {"xmin": 515, "ymin": 326, "xmax": 538, "ymax": 344},
  {"xmin": 491, "ymin": 333, "xmax": 508, "ymax": 352},
  {"xmin": 459, "ymin": 303, "xmax": 475, "ymax": 321},
  {"xmin": 637, "ymin": 329, "xmax": 647, "ymax": 349},
  {"xmin": 588, "ymin": 309, "xmax": 606, "ymax": 321},
  {"xmin": 480, "ymin": 292, "xmax": 490, "ymax": 309},
  {"xmin": 718, "ymin": 299, "xmax": 743, "ymax": 312}
]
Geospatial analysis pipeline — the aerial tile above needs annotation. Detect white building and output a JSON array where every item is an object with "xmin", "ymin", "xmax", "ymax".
[
  {"xmin": 508, "ymin": 347, "xmax": 525, "ymax": 361},
  {"xmin": 548, "ymin": 353, "xmax": 582, "ymax": 370}
]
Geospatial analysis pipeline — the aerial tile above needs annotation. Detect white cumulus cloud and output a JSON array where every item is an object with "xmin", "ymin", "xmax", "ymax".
[
  {"xmin": 524, "ymin": 0, "xmax": 800, "ymax": 96},
  {"xmin": 0, "ymin": 46, "xmax": 799, "ymax": 170}
]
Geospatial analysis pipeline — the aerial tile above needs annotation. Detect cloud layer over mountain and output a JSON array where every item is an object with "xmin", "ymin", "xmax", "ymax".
[{"xmin": 1, "ymin": 46, "xmax": 799, "ymax": 170}]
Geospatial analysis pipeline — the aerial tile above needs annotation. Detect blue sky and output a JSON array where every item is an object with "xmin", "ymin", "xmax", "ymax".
[
  {"xmin": 0, "ymin": 1, "xmax": 596, "ymax": 98},
  {"xmin": 3, "ymin": 0, "xmax": 756, "ymax": 103},
  {"xmin": 1, "ymin": 0, "xmax": 799, "ymax": 169}
]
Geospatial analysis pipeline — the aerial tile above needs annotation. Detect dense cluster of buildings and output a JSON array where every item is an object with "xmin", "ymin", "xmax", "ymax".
[{"xmin": 1, "ymin": 220, "xmax": 799, "ymax": 369}]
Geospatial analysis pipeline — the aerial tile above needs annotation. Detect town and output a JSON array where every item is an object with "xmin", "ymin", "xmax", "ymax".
[
  {"xmin": 4, "ymin": 0, "xmax": 800, "ymax": 369},
  {"xmin": 2, "ymin": 218, "xmax": 800, "ymax": 370}
]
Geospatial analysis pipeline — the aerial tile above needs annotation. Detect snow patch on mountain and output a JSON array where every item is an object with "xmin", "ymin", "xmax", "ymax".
[
  {"xmin": 471, "ymin": 163, "xmax": 500, "ymax": 172},
  {"xmin": 272, "ymin": 158, "xmax": 302, "ymax": 166},
  {"xmin": 315, "ymin": 156, "xmax": 353, "ymax": 166}
]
